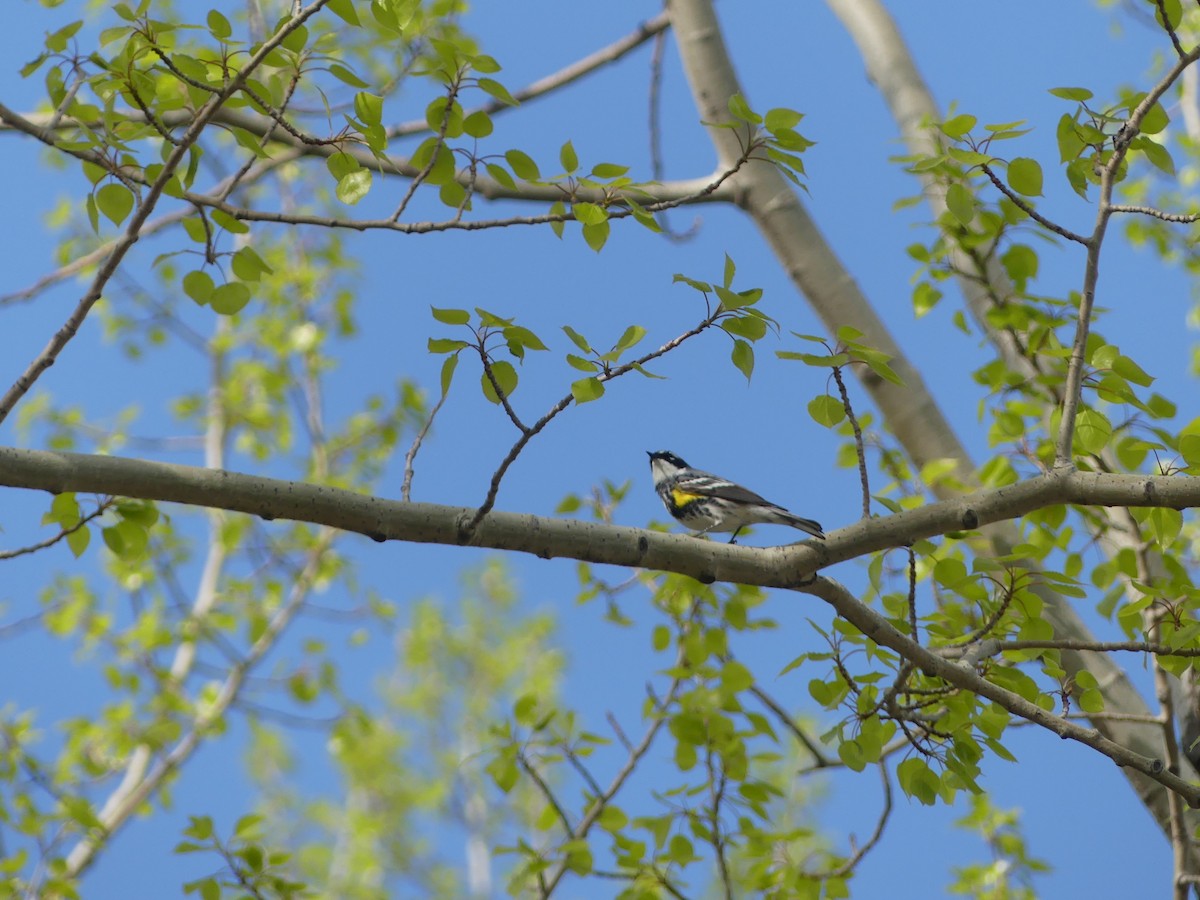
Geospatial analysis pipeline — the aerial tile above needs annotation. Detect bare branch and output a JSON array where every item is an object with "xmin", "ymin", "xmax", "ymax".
[
  {"xmin": 389, "ymin": 12, "xmax": 672, "ymax": 139},
  {"xmin": 1108, "ymin": 204, "xmax": 1200, "ymax": 223}
]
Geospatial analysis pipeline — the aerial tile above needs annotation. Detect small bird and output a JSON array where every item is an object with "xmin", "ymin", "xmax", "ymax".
[{"xmin": 647, "ymin": 450, "xmax": 826, "ymax": 543}]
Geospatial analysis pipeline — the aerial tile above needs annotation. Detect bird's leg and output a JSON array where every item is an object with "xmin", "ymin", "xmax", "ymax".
[{"xmin": 727, "ymin": 527, "xmax": 743, "ymax": 544}]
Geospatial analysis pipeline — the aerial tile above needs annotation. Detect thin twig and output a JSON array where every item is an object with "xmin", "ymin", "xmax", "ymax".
[
  {"xmin": 540, "ymin": 671, "xmax": 685, "ymax": 895},
  {"xmin": 518, "ymin": 750, "xmax": 575, "ymax": 835},
  {"xmin": 465, "ymin": 308, "xmax": 723, "ymax": 534},
  {"xmin": 905, "ymin": 545, "xmax": 918, "ymax": 641},
  {"xmin": 808, "ymin": 764, "xmax": 893, "ymax": 879},
  {"xmin": 401, "ymin": 379, "xmax": 453, "ymax": 502},
  {"xmin": 1152, "ymin": 0, "xmax": 1187, "ymax": 57},
  {"xmin": 978, "ymin": 162, "xmax": 1087, "ymax": 245},
  {"xmin": 747, "ymin": 683, "xmax": 831, "ymax": 766},
  {"xmin": 0, "ymin": 499, "xmax": 112, "ymax": 560},
  {"xmin": 831, "ymin": 362, "xmax": 870, "ymax": 519},
  {"xmin": 387, "ymin": 12, "xmax": 671, "ymax": 139}
]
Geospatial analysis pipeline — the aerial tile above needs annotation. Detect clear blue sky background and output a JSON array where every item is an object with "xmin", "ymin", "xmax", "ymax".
[{"xmin": 0, "ymin": 1, "xmax": 1192, "ymax": 896}]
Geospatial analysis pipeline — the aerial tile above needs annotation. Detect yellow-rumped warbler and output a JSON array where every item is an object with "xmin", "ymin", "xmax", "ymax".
[{"xmin": 647, "ymin": 450, "xmax": 826, "ymax": 543}]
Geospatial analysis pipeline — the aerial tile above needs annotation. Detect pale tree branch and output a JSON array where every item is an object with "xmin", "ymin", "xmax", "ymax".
[
  {"xmin": 12, "ymin": 447, "xmax": 1200, "ymax": 587},
  {"xmin": 823, "ymin": 0, "xmax": 1200, "ymax": 853},
  {"xmin": 60, "ymin": 529, "xmax": 336, "ymax": 880}
]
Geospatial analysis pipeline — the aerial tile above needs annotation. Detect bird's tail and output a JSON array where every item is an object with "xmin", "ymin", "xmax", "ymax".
[{"xmin": 773, "ymin": 509, "xmax": 825, "ymax": 540}]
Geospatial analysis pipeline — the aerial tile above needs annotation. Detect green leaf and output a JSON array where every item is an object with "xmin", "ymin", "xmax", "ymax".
[
  {"xmin": 727, "ymin": 93, "xmax": 761, "ymax": 123},
  {"xmin": 562, "ymin": 325, "xmax": 592, "ymax": 353},
  {"xmin": 1146, "ymin": 507, "xmax": 1182, "ymax": 546},
  {"xmin": 1007, "ymin": 157, "xmax": 1043, "ymax": 196},
  {"xmin": 425, "ymin": 96, "xmax": 463, "ymax": 137},
  {"xmin": 807, "ymin": 395, "xmax": 845, "ymax": 427},
  {"xmin": 432, "ymin": 306, "xmax": 471, "ymax": 325},
  {"xmin": 1050, "ymin": 86, "xmax": 1094, "ymax": 101},
  {"xmin": 1072, "ymin": 408, "xmax": 1112, "ymax": 455},
  {"xmin": 913, "ymin": 281, "xmax": 942, "ymax": 318},
  {"xmin": 329, "ymin": 63, "xmax": 369, "ymax": 88},
  {"xmin": 1135, "ymin": 137, "xmax": 1175, "ymax": 175},
  {"xmin": 67, "ymin": 525, "xmax": 90, "ymax": 558},
  {"xmin": 478, "ymin": 77, "xmax": 517, "ymax": 106},
  {"xmin": 336, "ymin": 170, "xmax": 372, "ymax": 205},
  {"xmin": 571, "ymin": 376, "xmax": 605, "ymax": 403},
  {"xmin": 182, "ymin": 270, "xmax": 215, "ymax": 305},
  {"xmin": 764, "ymin": 107, "xmax": 803, "ymax": 131},
  {"xmin": 471, "ymin": 54, "xmax": 501, "ymax": 74},
  {"xmin": 566, "ymin": 354, "xmax": 596, "ymax": 372},
  {"xmin": 209, "ymin": 282, "xmax": 251, "ymax": 316},
  {"xmin": 427, "ymin": 338, "xmax": 469, "ymax": 353},
  {"xmin": 46, "ymin": 20, "xmax": 83, "ymax": 53},
  {"xmin": 95, "ymin": 183, "xmax": 134, "ymax": 226},
  {"xmin": 463, "ymin": 110, "xmax": 493, "ymax": 138},
  {"xmin": 613, "ymin": 325, "xmax": 646, "ymax": 352},
  {"xmin": 503, "ymin": 325, "xmax": 548, "ymax": 351},
  {"xmin": 731, "ymin": 340, "xmax": 753, "ymax": 381},
  {"xmin": 721, "ymin": 316, "xmax": 767, "ymax": 341},
  {"xmin": 944, "ymin": 182, "xmax": 975, "ymax": 227},
  {"xmin": 484, "ymin": 162, "xmax": 515, "ymax": 190},
  {"xmin": 590, "ymin": 162, "xmax": 628, "ymax": 179},
  {"xmin": 1153, "ymin": 0, "xmax": 1182, "ymax": 29},
  {"xmin": 439, "ymin": 353, "xmax": 458, "ymax": 396},
  {"xmin": 897, "ymin": 757, "xmax": 941, "ymax": 805},
  {"xmin": 210, "ymin": 208, "xmax": 249, "ymax": 234},
  {"xmin": 481, "ymin": 360, "xmax": 518, "ymax": 403},
  {"xmin": 1112, "ymin": 354, "xmax": 1153, "ymax": 387},
  {"xmin": 560, "ymin": 140, "xmax": 578, "ymax": 174},
  {"xmin": 1140, "ymin": 101, "xmax": 1170, "ymax": 135},
  {"xmin": 722, "ymin": 253, "xmax": 736, "ymax": 288},
  {"xmin": 549, "ymin": 199, "xmax": 566, "ymax": 239},
  {"xmin": 940, "ymin": 113, "xmax": 977, "ymax": 139},
  {"xmin": 230, "ymin": 247, "xmax": 273, "ymax": 282},
  {"xmin": 582, "ymin": 220, "xmax": 609, "ymax": 252},
  {"xmin": 327, "ymin": 0, "xmax": 361, "ymax": 25},
  {"xmin": 206, "ymin": 10, "xmax": 232, "ymax": 39},
  {"xmin": 572, "ymin": 202, "xmax": 607, "ymax": 226},
  {"xmin": 505, "ymin": 149, "xmax": 540, "ymax": 181},
  {"xmin": 327, "ymin": 151, "xmax": 359, "ymax": 180}
]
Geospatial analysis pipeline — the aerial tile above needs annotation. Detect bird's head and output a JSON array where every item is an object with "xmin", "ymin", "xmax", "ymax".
[{"xmin": 647, "ymin": 450, "xmax": 689, "ymax": 486}]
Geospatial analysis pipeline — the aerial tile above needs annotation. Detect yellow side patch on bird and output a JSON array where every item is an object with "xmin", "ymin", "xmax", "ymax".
[{"xmin": 671, "ymin": 487, "xmax": 704, "ymax": 506}]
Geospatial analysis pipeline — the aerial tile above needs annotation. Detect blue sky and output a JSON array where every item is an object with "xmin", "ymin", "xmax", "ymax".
[{"xmin": 0, "ymin": 1, "xmax": 1193, "ymax": 896}]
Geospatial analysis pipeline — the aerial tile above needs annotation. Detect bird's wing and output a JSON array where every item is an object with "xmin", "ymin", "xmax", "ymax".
[{"xmin": 676, "ymin": 471, "xmax": 780, "ymax": 508}]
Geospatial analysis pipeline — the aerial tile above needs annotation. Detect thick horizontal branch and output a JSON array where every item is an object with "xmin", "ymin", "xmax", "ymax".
[
  {"xmin": 5, "ymin": 447, "xmax": 1200, "ymax": 802},
  {"xmin": 1, "ymin": 446, "xmax": 1199, "ymax": 587},
  {"xmin": 0, "ymin": 446, "xmax": 825, "ymax": 587}
]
